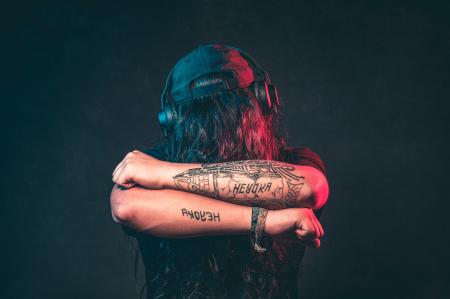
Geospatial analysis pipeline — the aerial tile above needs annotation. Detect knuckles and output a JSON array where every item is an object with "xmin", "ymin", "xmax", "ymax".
[
  {"xmin": 123, "ymin": 159, "xmax": 136, "ymax": 170},
  {"xmin": 123, "ymin": 153, "xmax": 138, "ymax": 164},
  {"xmin": 126, "ymin": 150, "xmax": 140, "ymax": 157},
  {"xmin": 124, "ymin": 150, "xmax": 146, "ymax": 162}
]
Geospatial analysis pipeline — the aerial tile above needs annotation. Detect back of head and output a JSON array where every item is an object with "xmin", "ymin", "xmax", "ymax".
[{"xmin": 158, "ymin": 44, "xmax": 286, "ymax": 163}]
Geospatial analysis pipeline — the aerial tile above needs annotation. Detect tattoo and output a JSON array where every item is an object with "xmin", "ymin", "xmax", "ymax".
[
  {"xmin": 173, "ymin": 160, "xmax": 305, "ymax": 209},
  {"xmin": 181, "ymin": 208, "xmax": 221, "ymax": 222}
]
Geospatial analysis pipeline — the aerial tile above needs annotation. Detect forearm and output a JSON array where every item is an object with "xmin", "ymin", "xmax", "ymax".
[
  {"xmin": 110, "ymin": 185, "xmax": 252, "ymax": 238},
  {"xmin": 159, "ymin": 160, "xmax": 328, "ymax": 210}
]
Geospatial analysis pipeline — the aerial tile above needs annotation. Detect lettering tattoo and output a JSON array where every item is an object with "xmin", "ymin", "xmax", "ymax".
[
  {"xmin": 173, "ymin": 160, "xmax": 305, "ymax": 209},
  {"xmin": 181, "ymin": 208, "xmax": 221, "ymax": 222}
]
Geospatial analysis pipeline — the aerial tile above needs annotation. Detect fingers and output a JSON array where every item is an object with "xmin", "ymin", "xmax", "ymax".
[
  {"xmin": 113, "ymin": 151, "xmax": 137, "ymax": 177},
  {"xmin": 112, "ymin": 151, "xmax": 141, "ymax": 187},
  {"xmin": 114, "ymin": 167, "xmax": 136, "ymax": 189},
  {"xmin": 294, "ymin": 226, "xmax": 319, "ymax": 248},
  {"xmin": 112, "ymin": 163, "xmax": 123, "ymax": 184},
  {"xmin": 112, "ymin": 159, "xmax": 134, "ymax": 188},
  {"xmin": 310, "ymin": 238, "xmax": 321, "ymax": 248},
  {"xmin": 271, "ymin": 209, "xmax": 325, "ymax": 249},
  {"xmin": 114, "ymin": 174, "xmax": 135, "ymax": 189},
  {"xmin": 111, "ymin": 150, "xmax": 158, "ymax": 189},
  {"xmin": 294, "ymin": 211, "xmax": 325, "ymax": 248},
  {"xmin": 295, "ymin": 221, "xmax": 316, "ymax": 239},
  {"xmin": 309, "ymin": 214, "xmax": 324, "ymax": 239},
  {"xmin": 120, "ymin": 182, "xmax": 135, "ymax": 189},
  {"xmin": 316, "ymin": 217, "xmax": 325, "ymax": 238},
  {"xmin": 113, "ymin": 159, "xmax": 125, "ymax": 177}
]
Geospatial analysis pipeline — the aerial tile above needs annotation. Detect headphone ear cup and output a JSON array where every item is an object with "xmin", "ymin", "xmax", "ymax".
[
  {"xmin": 157, "ymin": 108, "xmax": 168, "ymax": 128},
  {"xmin": 253, "ymin": 81, "xmax": 278, "ymax": 115},
  {"xmin": 253, "ymin": 81, "xmax": 271, "ymax": 115},
  {"xmin": 157, "ymin": 105, "xmax": 176, "ymax": 136}
]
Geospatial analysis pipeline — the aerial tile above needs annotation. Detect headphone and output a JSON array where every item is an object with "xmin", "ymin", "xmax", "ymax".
[{"xmin": 157, "ymin": 47, "xmax": 280, "ymax": 136}]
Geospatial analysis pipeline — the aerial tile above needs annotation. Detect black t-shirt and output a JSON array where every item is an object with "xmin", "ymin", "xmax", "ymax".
[{"xmin": 129, "ymin": 146, "xmax": 327, "ymax": 299}]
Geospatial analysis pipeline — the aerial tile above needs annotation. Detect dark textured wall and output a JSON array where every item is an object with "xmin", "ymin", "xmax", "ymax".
[{"xmin": 3, "ymin": 1, "xmax": 450, "ymax": 298}]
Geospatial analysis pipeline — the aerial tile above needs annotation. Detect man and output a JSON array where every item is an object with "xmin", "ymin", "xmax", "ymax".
[{"xmin": 110, "ymin": 44, "xmax": 329, "ymax": 298}]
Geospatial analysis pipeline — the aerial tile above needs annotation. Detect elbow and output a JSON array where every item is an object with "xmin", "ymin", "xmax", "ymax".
[
  {"xmin": 309, "ymin": 175, "xmax": 329, "ymax": 210},
  {"xmin": 309, "ymin": 188, "xmax": 329, "ymax": 210},
  {"xmin": 300, "ymin": 173, "xmax": 329, "ymax": 210},
  {"xmin": 110, "ymin": 185, "xmax": 133, "ymax": 224}
]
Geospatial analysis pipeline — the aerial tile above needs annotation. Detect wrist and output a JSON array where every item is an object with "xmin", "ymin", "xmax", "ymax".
[
  {"xmin": 264, "ymin": 210, "xmax": 279, "ymax": 236},
  {"xmin": 264, "ymin": 209, "xmax": 295, "ymax": 236},
  {"xmin": 160, "ymin": 162, "xmax": 199, "ymax": 189},
  {"xmin": 159, "ymin": 161, "xmax": 179, "ymax": 189}
]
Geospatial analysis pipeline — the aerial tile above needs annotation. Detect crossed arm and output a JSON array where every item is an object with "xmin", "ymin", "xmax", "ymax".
[{"xmin": 110, "ymin": 150, "xmax": 329, "ymax": 247}]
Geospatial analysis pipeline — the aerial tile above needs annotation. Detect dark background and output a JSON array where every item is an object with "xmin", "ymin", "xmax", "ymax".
[{"xmin": 3, "ymin": 1, "xmax": 450, "ymax": 298}]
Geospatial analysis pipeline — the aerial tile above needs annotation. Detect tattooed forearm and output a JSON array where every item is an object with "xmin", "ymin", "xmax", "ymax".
[
  {"xmin": 173, "ymin": 160, "xmax": 305, "ymax": 209},
  {"xmin": 181, "ymin": 208, "xmax": 221, "ymax": 222}
]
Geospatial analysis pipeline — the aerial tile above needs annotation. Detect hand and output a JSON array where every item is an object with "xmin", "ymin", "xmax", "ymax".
[
  {"xmin": 112, "ymin": 150, "xmax": 166, "ymax": 189},
  {"xmin": 264, "ymin": 208, "xmax": 324, "ymax": 248}
]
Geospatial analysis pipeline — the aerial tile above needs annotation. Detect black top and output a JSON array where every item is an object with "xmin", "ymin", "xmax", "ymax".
[{"xmin": 126, "ymin": 146, "xmax": 327, "ymax": 299}]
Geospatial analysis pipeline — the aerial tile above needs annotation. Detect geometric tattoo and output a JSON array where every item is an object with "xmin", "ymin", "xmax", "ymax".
[{"xmin": 173, "ymin": 160, "xmax": 305, "ymax": 209}]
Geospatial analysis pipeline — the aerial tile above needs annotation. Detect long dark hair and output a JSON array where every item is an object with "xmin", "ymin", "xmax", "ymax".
[
  {"xmin": 138, "ymin": 74, "xmax": 302, "ymax": 298},
  {"xmin": 167, "ymin": 75, "xmax": 285, "ymax": 163}
]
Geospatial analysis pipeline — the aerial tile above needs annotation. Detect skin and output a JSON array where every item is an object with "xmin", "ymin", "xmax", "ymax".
[{"xmin": 110, "ymin": 150, "xmax": 329, "ymax": 248}]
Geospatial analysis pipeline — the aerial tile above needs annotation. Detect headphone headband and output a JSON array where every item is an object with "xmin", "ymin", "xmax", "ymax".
[{"xmin": 227, "ymin": 46, "xmax": 271, "ymax": 83}]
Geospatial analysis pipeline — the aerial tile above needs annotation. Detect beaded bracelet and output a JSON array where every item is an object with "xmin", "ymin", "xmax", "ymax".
[{"xmin": 250, "ymin": 207, "xmax": 269, "ymax": 253}]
